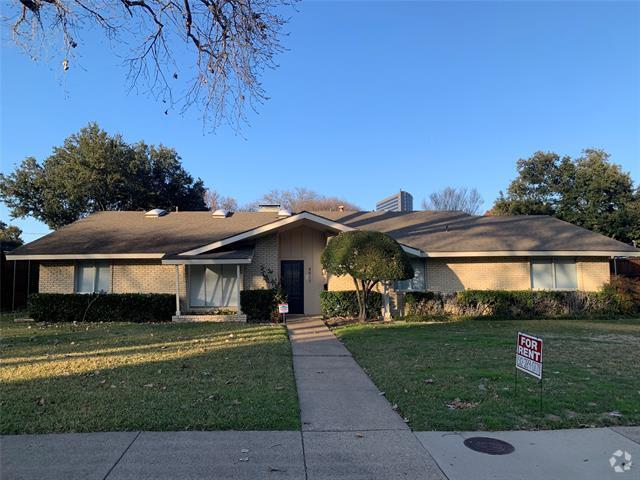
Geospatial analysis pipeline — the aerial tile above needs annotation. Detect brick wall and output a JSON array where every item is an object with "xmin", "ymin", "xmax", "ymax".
[
  {"xmin": 244, "ymin": 234, "xmax": 279, "ymax": 289},
  {"xmin": 426, "ymin": 257, "xmax": 531, "ymax": 293},
  {"xmin": 577, "ymin": 257, "xmax": 610, "ymax": 291},
  {"xmin": 39, "ymin": 262, "xmax": 75, "ymax": 293},
  {"xmin": 111, "ymin": 260, "xmax": 185, "ymax": 295}
]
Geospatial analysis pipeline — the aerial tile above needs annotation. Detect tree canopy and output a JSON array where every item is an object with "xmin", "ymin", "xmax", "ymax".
[
  {"xmin": 492, "ymin": 149, "xmax": 639, "ymax": 245},
  {"xmin": 0, "ymin": 221, "xmax": 24, "ymax": 251},
  {"xmin": 321, "ymin": 231, "xmax": 414, "ymax": 321},
  {"xmin": 7, "ymin": 0, "xmax": 293, "ymax": 130},
  {"xmin": 0, "ymin": 123, "xmax": 207, "ymax": 229},
  {"xmin": 422, "ymin": 187, "xmax": 483, "ymax": 215}
]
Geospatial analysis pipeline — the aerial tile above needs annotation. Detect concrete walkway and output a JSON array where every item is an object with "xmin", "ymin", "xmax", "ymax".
[{"xmin": 287, "ymin": 316, "xmax": 447, "ymax": 479}]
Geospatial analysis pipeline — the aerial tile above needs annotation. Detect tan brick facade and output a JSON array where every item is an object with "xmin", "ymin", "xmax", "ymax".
[
  {"xmin": 39, "ymin": 262, "xmax": 75, "ymax": 293},
  {"xmin": 111, "ymin": 260, "xmax": 186, "ymax": 295},
  {"xmin": 38, "ymin": 253, "xmax": 612, "ymax": 313},
  {"xmin": 243, "ymin": 234, "xmax": 279, "ymax": 289},
  {"xmin": 425, "ymin": 257, "xmax": 610, "ymax": 293},
  {"xmin": 426, "ymin": 257, "xmax": 531, "ymax": 293},
  {"xmin": 576, "ymin": 257, "xmax": 610, "ymax": 291}
]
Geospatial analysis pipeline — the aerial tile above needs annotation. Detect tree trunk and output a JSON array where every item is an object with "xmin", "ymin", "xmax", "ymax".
[
  {"xmin": 361, "ymin": 279, "xmax": 368, "ymax": 322},
  {"xmin": 353, "ymin": 278, "xmax": 366, "ymax": 322}
]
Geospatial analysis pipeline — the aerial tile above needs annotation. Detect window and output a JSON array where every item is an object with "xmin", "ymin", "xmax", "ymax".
[
  {"xmin": 189, "ymin": 265, "xmax": 239, "ymax": 307},
  {"xmin": 531, "ymin": 258, "xmax": 577, "ymax": 290},
  {"xmin": 395, "ymin": 260, "xmax": 426, "ymax": 292},
  {"xmin": 76, "ymin": 261, "xmax": 111, "ymax": 293}
]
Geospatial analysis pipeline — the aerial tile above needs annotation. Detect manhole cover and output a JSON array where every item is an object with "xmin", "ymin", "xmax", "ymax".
[{"xmin": 463, "ymin": 437, "xmax": 515, "ymax": 455}]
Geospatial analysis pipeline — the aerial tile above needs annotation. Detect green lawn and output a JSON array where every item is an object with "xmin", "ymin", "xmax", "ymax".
[
  {"xmin": 334, "ymin": 319, "xmax": 640, "ymax": 431},
  {"xmin": 0, "ymin": 315, "xmax": 299, "ymax": 434}
]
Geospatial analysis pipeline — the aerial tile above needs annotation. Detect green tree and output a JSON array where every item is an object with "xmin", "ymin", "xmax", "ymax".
[
  {"xmin": 0, "ymin": 123, "xmax": 207, "ymax": 229},
  {"xmin": 321, "ymin": 231, "xmax": 414, "ymax": 321},
  {"xmin": 492, "ymin": 149, "xmax": 639, "ymax": 244},
  {"xmin": 0, "ymin": 221, "xmax": 23, "ymax": 251}
]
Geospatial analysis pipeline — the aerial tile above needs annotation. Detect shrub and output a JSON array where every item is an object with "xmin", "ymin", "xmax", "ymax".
[
  {"xmin": 28, "ymin": 293, "xmax": 174, "ymax": 323},
  {"xmin": 402, "ymin": 285, "xmax": 640, "ymax": 321},
  {"xmin": 320, "ymin": 290, "xmax": 383, "ymax": 319},
  {"xmin": 240, "ymin": 289, "xmax": 281, "ymax": 322}
]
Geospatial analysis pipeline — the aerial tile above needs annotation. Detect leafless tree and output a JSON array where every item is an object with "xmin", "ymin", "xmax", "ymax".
[
  {"xmin": 260, "ymin": 187, "xmax": 360, "ymax": 212},
  {"xmin": 204, "ymin": 189, "xmax": 238, "ymax": 211},
  {"xmin": 7, "ymin": 0, "xmax": 294, "ymax": 129},
  {"xmin": 421, "ymin": 187, "xmax": 484, "ymax": 215}
]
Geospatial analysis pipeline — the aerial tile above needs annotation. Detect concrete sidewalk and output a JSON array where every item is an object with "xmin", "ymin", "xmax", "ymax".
[
  {"xmin": 0, "ymin": 431, "xmax": 305, "ymax": 480},
  {"xmin": 416, "ymin": 427, "xmax": 640, "ymax": 480},
  {"xmin": 2, "ymin": 426, "xmax": 638, "ymax": 479},
  {"xmin": 287, "ymin": 317, "xmax": 447, "ymax": 480}
]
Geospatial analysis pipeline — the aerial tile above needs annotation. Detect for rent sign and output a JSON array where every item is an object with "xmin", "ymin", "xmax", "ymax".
[{"xmin": 516, "ymin": 332, "xmax": 543, "ymax": 380}]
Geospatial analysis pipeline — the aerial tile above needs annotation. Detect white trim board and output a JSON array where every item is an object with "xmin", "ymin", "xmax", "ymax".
[
  {"xmin": 178, "ymin": 212, "xmax": 355, "ymax": 256},
  {"xmin": 422, "ymin": 250, "xmax": 640, "ymax": 258},
  {"xmin": 162, "ymin": 258, "xmax": 252, "ymax": 265},
  {"xmin": 5, "ymin": 253, "xmax": 164, "ymax": 260}
]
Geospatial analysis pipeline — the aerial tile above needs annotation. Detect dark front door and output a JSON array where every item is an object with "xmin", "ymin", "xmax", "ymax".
[{"xmin": 281, "ymin": 260, "xmax": 304, "ymax": 314}]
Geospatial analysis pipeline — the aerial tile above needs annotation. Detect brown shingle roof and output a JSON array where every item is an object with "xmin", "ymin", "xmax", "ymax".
[
  {"xmin": 323, "ymin": 211, "xmax": 639, "ymax": 254},
  {"xmin": 8, "ymin": 210, "xmax": 639, "ymax": 257}
]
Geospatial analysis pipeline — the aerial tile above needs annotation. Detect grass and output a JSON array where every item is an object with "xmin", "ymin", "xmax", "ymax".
[
  {"xmin": 334, "ymin": 318, "xmax": 640, "ymax": 431},
  {"xmin": 0, "ymin": 314, "xmax": 300, "ymax": 434}
]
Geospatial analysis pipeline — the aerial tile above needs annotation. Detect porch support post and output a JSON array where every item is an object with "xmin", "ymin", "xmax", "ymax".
[
  {"xmin": 174, "ymin": 264, "xmax": 181, "ymax": 316},
  {"xmin": 236, "ymin": 264, "xmax": 242, "ymax": 315},
  {"xmin": 383, "ymin": 282, "xmax": 392, "ymax": 321}
]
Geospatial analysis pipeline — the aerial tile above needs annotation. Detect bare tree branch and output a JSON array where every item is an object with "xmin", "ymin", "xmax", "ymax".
[
  {"xmin": 8, "ymin": 0, "xmax": 295, "ymax": 131},
  {"xmin": 422, "ymin": 187, "xmax": 484, "ymax": 215}
]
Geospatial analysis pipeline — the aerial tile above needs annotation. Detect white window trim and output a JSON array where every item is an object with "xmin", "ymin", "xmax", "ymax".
[
  {"xmin": 530, "ymin": 258, "xmax": 578, "ymax": 291},
  {"xmin": 75, "ymin": 261, "xmax": 112, "ymax": 294}
]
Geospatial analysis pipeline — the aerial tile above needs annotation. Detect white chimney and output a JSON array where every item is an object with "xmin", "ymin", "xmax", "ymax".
[{"xmin": 258, "ymin": 204, "xmax": 281, "ymax": 213}]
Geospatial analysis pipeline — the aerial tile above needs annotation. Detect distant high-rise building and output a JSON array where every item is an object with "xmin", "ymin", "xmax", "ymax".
[{"xmin": 376, "ymin": 191, "xmax": 413, "ymax": 212}]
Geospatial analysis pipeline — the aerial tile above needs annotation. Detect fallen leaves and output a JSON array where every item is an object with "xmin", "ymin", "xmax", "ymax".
[{"xmin": 445, "ymin": 398, "xmax": 479, "ymax": 410}]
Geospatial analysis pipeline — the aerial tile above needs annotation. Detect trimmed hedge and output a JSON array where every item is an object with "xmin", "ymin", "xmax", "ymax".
[
  {"xmin": 404, "ymin": 279, "xmax": 640, "ymax": 320},
  {"xmin": 240, "ymin": 289, "xmax": 280, "ymax": 322},
  {"xmin": 28, "ymin": 293, "xmax": 174, "ymax": 323},
  {"xmin": 320, "ymin": 290, "xmax": 384, "ymax": 319}
]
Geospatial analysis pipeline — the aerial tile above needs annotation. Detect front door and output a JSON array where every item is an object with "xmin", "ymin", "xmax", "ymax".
[{"xmin": 281, "ymin": 260, "xmax": 304, "ymax": 314}]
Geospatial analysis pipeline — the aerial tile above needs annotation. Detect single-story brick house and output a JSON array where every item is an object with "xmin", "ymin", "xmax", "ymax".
[{"xmin": 7, "ymin": 205, "xmax": 640, "ymax": 320}]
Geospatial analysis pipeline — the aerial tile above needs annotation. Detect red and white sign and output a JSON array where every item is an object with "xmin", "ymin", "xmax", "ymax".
[
  {"xmin": 278, "ymin": 303, "xmax": 289, "ymax": 314},
  {"xmin": 516, "ymin": 332, "xmax": 543, "ymax": 380}
]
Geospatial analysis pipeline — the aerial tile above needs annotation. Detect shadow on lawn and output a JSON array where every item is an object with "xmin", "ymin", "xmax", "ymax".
[{"xmin": 0, "ymin": 323, "xmax": 300, "ymax": 434}]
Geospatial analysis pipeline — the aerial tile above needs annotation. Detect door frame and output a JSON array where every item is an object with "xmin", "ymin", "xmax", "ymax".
[{"xmin": 281, "ymin": 260, "xmax": 304, "ymax": 314}]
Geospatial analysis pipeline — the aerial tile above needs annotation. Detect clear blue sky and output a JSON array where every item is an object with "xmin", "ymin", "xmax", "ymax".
[{"xmin": 2, "ymin": 1, "xmax": 639, "ymax": 242}]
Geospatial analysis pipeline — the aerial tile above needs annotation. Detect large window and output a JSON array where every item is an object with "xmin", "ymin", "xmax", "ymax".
[
  {"xmin": 76, "ymin": 261, "xmax": 111, "ymax": 293},
  {"xmin": 395, "ymin": 259, "xmax": 426, "ymax": 292},
  {"xmin": 189, "ymin": 265, "xmax": 239, "ymax": 307},
  {"xmin": 531, "ymin": 258, "xmax": 577, "ymax": 290}
]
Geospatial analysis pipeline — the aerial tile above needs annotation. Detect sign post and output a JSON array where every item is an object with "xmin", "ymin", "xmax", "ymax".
[
  {"xmin": 278, "ymin": 303, "xmax": 289, "ymax": 323},
  {"xmin": 514, "ymin": 332, "xmax": 544, "ymax": 413}
]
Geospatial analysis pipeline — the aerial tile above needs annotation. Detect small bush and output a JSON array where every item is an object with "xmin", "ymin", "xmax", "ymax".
[
  {"xmin": 28, "ymin": 293, "xmax": 174, "ymax": 323},
  {"xmin": 320, "ymin": 291, "xmax": 383, "ymax": 319},
  {"xmin": 240, "ymin": 289, "xmax": 281, "ymax": 322}
]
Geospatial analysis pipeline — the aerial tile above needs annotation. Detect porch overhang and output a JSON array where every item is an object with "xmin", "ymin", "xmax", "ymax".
[{"xmin": 161, "ymin": 247, "xmax": 254, "ymax": 265}]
